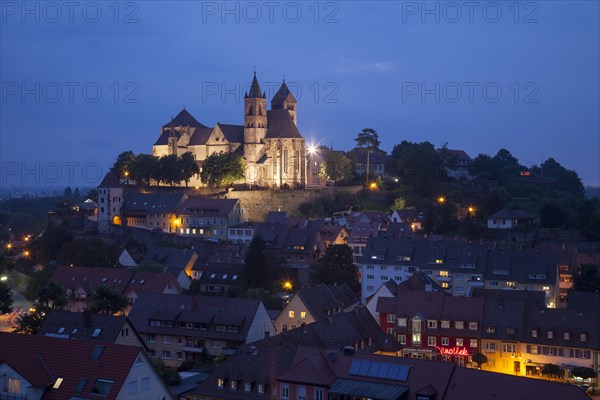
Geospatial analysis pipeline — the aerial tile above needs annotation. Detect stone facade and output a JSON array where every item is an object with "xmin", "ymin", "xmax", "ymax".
[{"xmin": 152, "ymin": 72, "xmax": 307, "ymax": 189}]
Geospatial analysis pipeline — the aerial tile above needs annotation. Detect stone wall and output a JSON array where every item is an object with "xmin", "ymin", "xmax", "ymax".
[{"xmin": 224, "ymin": 186, "xmax": 362, "ymax": 222}]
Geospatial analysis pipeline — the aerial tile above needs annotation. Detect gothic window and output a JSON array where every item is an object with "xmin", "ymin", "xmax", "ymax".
[
  {"xmin": 248, "ymin": 105, "xmax": 254, "ymax": 115},
  {"xmin": 284, "ymin": 148, "xmax": 289, "ymax": 174},
  {"xmin": 259, "ymin": 106, "xmax": 263, "ymax": 115}
]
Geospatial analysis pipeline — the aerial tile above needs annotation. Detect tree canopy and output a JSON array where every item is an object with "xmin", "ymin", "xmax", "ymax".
[
  {"xmin": 320, "ymin": 152, "xmax": 353, "ymax": 184},
  {"xmin": 200, "ymin": 152, "xmax": 246, "ymax": 187},
  {"xmin": 355, "ymin": 128, "xmax": 381, "ymax": 150},
  {"xmin": 0, "ymin": 282, "xmax": 14, "ymax": 314},
  {"xmin": 313, "ymin": 244, "xmax": 359, "ymax": 291},
  {"xmin": 243, "ymin": 235, "xmax": 280, "ymax": 290},
  {"xmin": 88, "ymin": 285, "xmax": 128, "ymax": 315}
]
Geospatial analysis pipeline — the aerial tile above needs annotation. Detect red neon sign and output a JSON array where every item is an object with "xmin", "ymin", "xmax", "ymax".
[{"xmin": 435, "ymin": 346, "xmax": 469, "ymax": 356}]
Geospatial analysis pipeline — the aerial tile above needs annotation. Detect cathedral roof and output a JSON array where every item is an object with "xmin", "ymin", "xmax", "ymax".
[
  {"xmin": 188, "ymin": 128, "xmax": 214, "ymax": 145},
  {"xmin": 247, "ymin": 72, "xmax": 265, "ymax": 98},
  {"xmin": 162, "ymin": 109, "xmax": 206, "ymax": 128},
  {"xmin": 153, "ymin": 128, "xmax": 182, "ymax": 146},
  {"xmin": 217, "ymin": 123, "xmax": 244, "ymax": 144},
  {"xmin": 271, "ymin": 80, "xmax": 296, "ymax": 108},
  {"xmin": 266, "ymin": 109, "xmax": 302, "ymax": 139}
]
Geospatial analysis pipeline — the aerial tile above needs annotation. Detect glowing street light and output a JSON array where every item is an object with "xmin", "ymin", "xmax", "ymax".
[
  {"xmin": 0, "ymin": 276, "xmax": 7, "ymax": 281},
  {"xmin": 24, "ymin": 250, "xmax": 30, "ymax": 257},
  {"xmin": 467, "ymin": 206, "xmax": 476, "ymax": 215},
  {"xmin": 6, "ymin": 243, "xmax": 12, "ymax": 250},
  {"xmin": 437, "ymin": 196, "xmax": 446, "ymax": 204},
  {"xmin": 282, "ymin": 281, "xmax": 293, "ymax": 291},
  {"xmin": 370, "ymin": 182, "xmax": 378, "ymax": 190},
  {"xmin": 307, "ymin": 144, "xmax": 317, "ymax": 155}
]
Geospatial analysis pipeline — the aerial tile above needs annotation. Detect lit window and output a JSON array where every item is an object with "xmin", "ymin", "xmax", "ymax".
[
  {"xmin": 397, "ymin": 318, "xmax": 407, "ymax": 327},
  {"xmin": 441, "ymin": 321, "xmax": 450, "ymax": 329},
  {"xmin": 427, "ymin": 320, "xmax": 437, "ymax": 329},
  {"xmin": 387, "ymin": 314, "xmax": 396, "ymax": 323},
  {"xmin": 257, "ymin": 383, "xmax": 265, "ymax": 394},
  {"xmin": 580, "ymin": 333, "xmax": 587, "ymax": 342},
  {"xmin": 456, "ymin": 338, "xmax": 463, "ymax": 346},
  {"xmin": 469, "ymin": 322, "xmax": 478, "ymax": 330},
  {"xmin": 288, "ymin": 310, "xmax": 295, "ymax": 318},
  {"xmin": 8, "ymin": 378, "xmax": 21, "ymax": 394},
  {"xmin": 470, "ymin": 339, "xmax": 478, "ymax": 348},
  {"xmin": 53, "ymin": 378, "xmax": 64, "ymax": 389},
  {"xmin": 531, "ymin": 329, "xmax": 538, "ymax": 337},
  {"xmin": 230, "ymin": 380, "xmax": 237, "ymax": 390},
  {"xmin": 440, "ymin": 270, "xmax": 449, "ymax": 277},
  {"xmin": 217, "ymin": 379, "xmax": 224, "ymax": 389},
  {"xmin": 398, "ymin": 334, "xmax": 406, "ymax": 344},
  {"xmin": 442, "ymin": 337, "xmax": 449, "ymax": 346},
  {"xmin": 300, "ymin": 311, "xmax": 306, "ymax": 319},
  {"xmin": 455, "ymin": 321, "xmax": 464, "ymax": 330},
  {"xmin": 244, "ymin": 382, "xmax": 251, "ymax": 392},
  {"xmin": 564, "ymin": 332, "xmax": 570, "ymax": 340},
  {"xmin": 547, "ymin": 331, "xmax": 554, "ymax": 339},
  {"xmin": 428, "ymin": 337, "xmax": 436, "ymax": 346}
]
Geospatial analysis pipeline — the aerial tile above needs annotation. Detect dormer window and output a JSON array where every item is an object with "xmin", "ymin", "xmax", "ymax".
[
  {"xmin": 531, "ymin": 329, "xmax": 538, "ymax": 338},
  {"xmin": 257, "ymin": 383, "xmax": 265, "ymax": 394},
  {"xmin": 469, "ymin": 322, "xmax": 478, "ymax": 330},
  {"xmin": 564, "ymin": 332, "xmax": 570, "ymax": 340},
  {"xmin": 547, "ymin": 331, "xmax": 554, "ymax": 339},
  {"xmin": 244, "ymin": 382, "xmax": 251, "ymax": 392},
  {"xmin": 486, "ymin": 326, "xmax": 496, "ymax": 334},
  {"xmin": 230, "ymin": 380, "xmax": 237, "ymax": 390},
  {"xmin": 580, "ymin": 333, "xmax": 587, "ymax": 342},
  {"xmin": 217, "ymin": 378, "xmax": 224, "ymax": 389},
  {"xmin": 455, "ymin": 321, "xmax": 464, "ymax": 330}
]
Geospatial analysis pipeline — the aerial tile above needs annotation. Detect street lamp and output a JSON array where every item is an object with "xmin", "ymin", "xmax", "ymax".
[
  {"xmin": 282, "ymin": 280, "xmax": 293, "ymax": 291},
  {"xmin": 437, "ymin": 196, "xmax": 446, "ymax": 204}
]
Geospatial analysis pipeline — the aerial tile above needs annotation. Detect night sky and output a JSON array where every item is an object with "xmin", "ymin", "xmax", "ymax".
[{"xmin": 1, "ymin": 1, "xmax": 598, "ymax": 188}]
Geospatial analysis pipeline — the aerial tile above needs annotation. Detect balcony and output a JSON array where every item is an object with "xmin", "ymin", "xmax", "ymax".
[{"xmin": 183, "ymin": 344, "xmax": 204, "ymax": 353}]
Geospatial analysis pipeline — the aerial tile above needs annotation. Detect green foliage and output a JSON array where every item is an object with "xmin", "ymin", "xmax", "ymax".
[
  {"xmin": 134, "ymin": 260, "xmax": 165, "ymax": 273},
  {"xmin": 313, "ymin": 244, "xmax": 359, "ymax": 291},
  {"xmin": 389, "ymin": 197, "xmax": 408, "ymax": 211},
  {"xmin": 572, "ymin": 264, "xmax": 600, "ymax": 292},
  {"xmin": 243, "ymin": 235, "xmax": 280, "ymax": 290},
  {"xmin": 88, "ymin": 285, "xmax": 128, "ymax": 315},
  {"xmin": 200, "ymin": 152, "xmax": 246, "ymax": 187},
  {"xmin": 391, "ymin": 141, "xmax": 443, "ymax": 197},
  {"xmin": 0, "ymin": 282, "xmax": 14, "ymax": 314},
  {"xmin": 355, "ymin": 128, "xmax": 381, "ymax": 150},
  {"xmin": 471, "ymin": 352, "xmax": 488, "ymax": 369},
  {"xmin": 36, "ymin": 281, "xmax": 67, "ymax": 311},
  {"xmin": 59, "ymin": 238, "xmax": 118, "ymax": 267},
  {"xmin": 12, "ymin": 308, "xmax": 47, "ymax": 335},
  {"xmin": 541, "ymin": 158, "xmax": 584, "ymax": 196},
  {"xmin": 320, "ymin": 152, "xmax": 353, "ymax": 183},
  {"xmin": 112, "ymin": 150, "xmax": 136, "ymax": 178},
  {"xmin": 30, "ymin": 225, "xmax": 73, "ymax": 262},
  {"xmin": 572, "ymin": 366, "xmax": 596, "ymax": 380},
  {"xmin": 539, "ymin": 203, "xmax": 566, "ymax": 229},
  {"xmin": 131, "ymin": 153, "xmax": 160, "ymax": 186},
  {"xmin": 228, "ymin": 287, "xmax": 283, "ymax": 310},
  {"xmin": 158, "ymin": 155, "xmax": 181, "ymax": 186},
  {"xmin": 151, "ymin": 359, "xmax": 182, "ymax": 386},
  {"xmin": 179, "ymin": 151, "xmax": 200, "ymax": 187},
  {"xmin": 541, "ymin": 363, "xmax": 562, "ymax": 378}
]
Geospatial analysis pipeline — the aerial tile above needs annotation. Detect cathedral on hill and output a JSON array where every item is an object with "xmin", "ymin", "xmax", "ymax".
[{"xmin": 152, "ymin": 72, "xmax": 307, "ymax": 188}]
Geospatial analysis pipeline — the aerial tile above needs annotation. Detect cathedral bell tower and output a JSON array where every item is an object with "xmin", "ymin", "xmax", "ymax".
[{"xmin": 243, "ymin": 72, "xmax": 267, "ymax": 184}]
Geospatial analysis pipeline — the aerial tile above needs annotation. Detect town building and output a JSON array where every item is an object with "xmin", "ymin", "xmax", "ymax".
[
  {"xmin": 347, "ymin": 147, "xmax": 389, "ymax": 179},
  {"xmin": 377, "ymin": 291, "xmax": 485, "ymax": 366},
  {"xmin": 176, "ymin": 197, "xmax": 243, "ymax": 240},
  {"xmin": 227, "ymin": 223, "xmax": 255, "ymax": 244},
  {"xmin": 120, "ymin": 192, "xmax": 187, "ymax": 232},
  {"xmin": 439, "ymin": 148, "xmax": 473, "ymax": 180},
  {"xmin": 0, "ymin": 332, "xmax": 173, "ymax": 400},
  {"xmin": 274, "ymin": 283, "xmax": 358, "ymax": 332},
  {"xmin": 127, "ymin": 293, "xmax": 275, "ymax": 367},
  {"xmin": 195, "ymin": 262, "xmax": 245, "ymax": 295},
  {"xmin": 39, "ymin": 311, "xmax": 146, "ymax": 349},
  {"xmin": 152, "ymin": 73, "xmax": 307, "ymax": 189},
  {"xmin": 487, "ymin": 208, "xmax": 535, "ymax": 229}
]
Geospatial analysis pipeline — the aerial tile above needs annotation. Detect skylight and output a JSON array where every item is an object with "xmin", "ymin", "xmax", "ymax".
[
  {"xmin": 90, "ymin": 345, "xmax": 105, "ymax": 360},
  {"xmin": 52, "ymin": 378, "xmax": 64, "ymax": 389},
  {"xmin": 92, "ymin": 328, "xmax": 102, "ymax": 338}
]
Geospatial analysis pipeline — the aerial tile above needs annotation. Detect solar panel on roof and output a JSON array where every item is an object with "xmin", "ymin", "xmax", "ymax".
[
  {"xmin": 377, "ymin": 362, "xmax": 390, "ymax": 378},
  {"xmin": 358, "ymin": 360, "xmax": 371, "ymax": 376},
  {"xmin": 367, "ymin": 361, "xmax": 381, "ymax": 377},
  {"xmin": 386, "ymin": 363, "xmax": 400, "ymax": 379},
  {"xmin": 349, "ymin": 360, "xmax": 361, "ymax": 375},
  {"xmin": 396, "ymin": 365, "xmax": 410, "ymax": 381}
]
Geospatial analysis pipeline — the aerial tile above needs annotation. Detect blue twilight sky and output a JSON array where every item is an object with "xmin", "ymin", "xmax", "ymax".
[{"xmin": 0, "ymin": 1, "xmax": 599, "ymax": 188}]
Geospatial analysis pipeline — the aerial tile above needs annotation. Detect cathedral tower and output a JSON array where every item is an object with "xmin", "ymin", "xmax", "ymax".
[
  {"xmin": 271, "ymin": 80, "xmax": 297, "ymax": 125},
  {"xmin": 243, "ymin": 72, "xmax": 267, "ymax": 184}
]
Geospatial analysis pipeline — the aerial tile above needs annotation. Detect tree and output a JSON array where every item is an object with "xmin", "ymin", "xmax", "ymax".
[
  {"xmin": 200, "ymin": 152, "xmax": 246, "ymax": 187},
  {"xmin": 471, "ymin": 352, "xmax": 488, "ymax": 369},
  {"xmin": 36, "ymin": 281, "xmax": 67, "ymax": 311},
  {"xmin": 134, "ymin": 260, "xmax": 165, "ymax": 273},
  {"xmin": 12, "ymin": 308, "xmax": 47, "ymax": 334},
  {"xmin": 572, "ymin": 366, "xmax": 596, "ymax": 380},
  {"xmin": 243, "ymin": 235, "xmax": 279, "ymax": 289},
  {"xmin": 88, "ymin": 285, "xmax": 128, "ymax": 315},
  {"xmin": 572, "ymin": 263, "xmax": 600, "ymax": 292},
  {"xmin": 389, "ymin": 197, "xmax": 408, "ymax": 211},
  {"xmin": 0, "ymin": 282, "xmax": 14, "ymax": 314},
  {"xmin": 313, "ymin": 244, "xmax": 358, "ymax": 291},
  {"xmin": 541, "ymin": 158, "xmax": 584, "ymax": 197},
  {"xmin": 355, "ymin": 128, "xmax": 381, "ymax": 150},
  {"xmin": 151, "ymin": 359, "xmax": 181, "ymax": 386},
  {"xmin": 73, "ymin": 187, "xmax": 81, "ymax": 200},
  {"xmin": 112, "ymin": 150, "xmax": 136, "ymax": 179},
  {"xmin": 131, "ymin": 153, "xmax": 160, "ymax": 186},
  {"xmin": 540, "ymin": 203, "xmax": 566, "ymax": 229},
  {"xmin": 355, "ymin": 129, "xmax": 381, "ymax": 187},
  {"xmin": 157, "ymin": 154, "xmax": 182, "ymax": 186},
  {"xmin": 320, "ymin": 152, "xmax": 353, "ymax": 184},
  {"xmin": 179, "ymin": 152, "xmax": 200, "ymax": 187},
  {"xmin": 541, "ymin": 363, "xmax": 562, "ymax": 378},
  {"xmin": 391, "ymin": 141, "xmax": 443, "ymax": 196},
  {"xmin": 63, "ymin": 186, "xmax": 73, "ymax": 199}
]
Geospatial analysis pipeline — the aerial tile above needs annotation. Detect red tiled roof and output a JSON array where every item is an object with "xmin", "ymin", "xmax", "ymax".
[
  {"xmin": 0, "ymin": 332, "xmax": 142, "ymax": 400},
  {"xmin": 52, "ymin": 265, "xmax": 130, "ymax": 296}
]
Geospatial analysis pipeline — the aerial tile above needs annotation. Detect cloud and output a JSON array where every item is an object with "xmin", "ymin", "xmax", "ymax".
[{"xmin": 335, "ymin": 60, "xmax": 394, "ymax": 74}]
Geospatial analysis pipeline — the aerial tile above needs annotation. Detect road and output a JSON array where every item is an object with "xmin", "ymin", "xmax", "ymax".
[{"xmin": 0, "ymin": 289, "xmax": 32, "ymax": 332}]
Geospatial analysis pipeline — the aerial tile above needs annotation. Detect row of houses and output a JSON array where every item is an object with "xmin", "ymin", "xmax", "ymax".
[
  {"xmin": 358, "ymin": 235, "xmax": 560, "ymax": 306},
  {"xmin": 367, "ymin": 283, "xmax": 600, "ymax": 382}
]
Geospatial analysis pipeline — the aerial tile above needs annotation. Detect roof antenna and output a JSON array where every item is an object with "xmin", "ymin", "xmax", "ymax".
[
  {"xmin": 283, "ymin": 73, "xmax": 286, "ymax": 83},
  {"xmin": 253, "ymin": 65, "xmax": 256, "ymax": 75}
]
